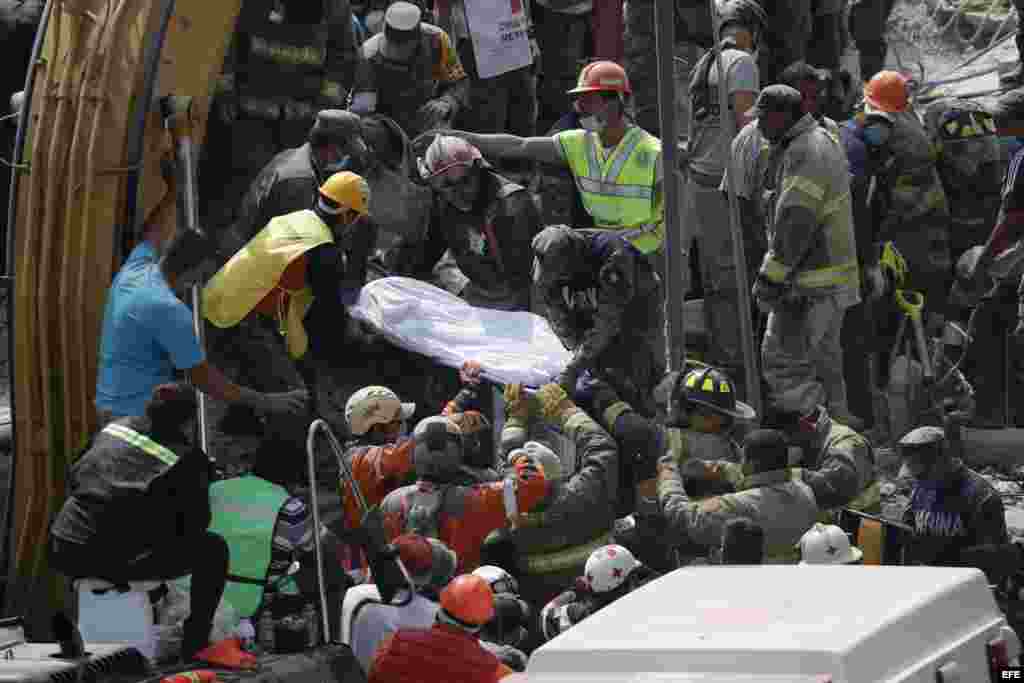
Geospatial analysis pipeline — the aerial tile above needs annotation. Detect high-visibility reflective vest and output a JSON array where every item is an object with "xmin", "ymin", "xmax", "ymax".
[
  {"xmin": 207, "ymin": 475, "xmax": 297, "ymax": 618},
  {"xmin": 203, "ymin": 209, "xmax": 334, "ymax": 359},
  {"xmin": 555, "ymin": 126, "xmax": 664, "ymax": 255}
]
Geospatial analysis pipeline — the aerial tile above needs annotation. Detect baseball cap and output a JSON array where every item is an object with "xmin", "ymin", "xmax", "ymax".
[
  {"xmin": 745, "ymin": 84, "xmax": 803, "ymax": 118},
  {"xmin": 345, "ymin": 386, "xmax": 416, "ymax": 436}
]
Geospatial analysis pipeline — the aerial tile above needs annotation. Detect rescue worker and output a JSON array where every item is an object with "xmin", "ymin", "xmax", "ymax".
[
  {"xmin": 444, "ymin": 60, "xmax": 666, "ymax": 259},
  {"xmin": 205, "ymin": 412, "xmax": 351, "ymax": 635},
  {"xmin": 750, "ymin": 85, "xmax": 861, "ymax": 425},
  {"xmin": 1002, "ymin": 0, "xmax": 1024, "ymax": 86},
  {"xmin": 49, "ymin": 384, "xmax": 253, "ymax": 669},
  {"xmin": 798, "ymin": 522, "xmax": 864, "ymax": 564},
  {"xmin": 537, "ymin": 544, "xmax": 656, "ymax": 643},
  {"xmin": 346, "ymin": 533, "xmax": 458, "ymax": 672},
  {"xmin": 95, "ymin": 161, "xmax": 307, "ymax": 424},
  {"xmin": 765, "ymin": 404, "xmax": 878, "ymax": 512},
  {"xmin": 336, "ymin": 375, "xmax": 491, "ymax": 575},
  {"xmin": 223, "ymin": 109, "xmax": 373, "ymax": 258},
  {"xmin": 658, "ymin": 428, "xmax": 820, "ymax": 561},
  {"xmin": 625, "ymin": 0, "xmax": 712, "ymax": 139},
  {"xmin": 860, "ymin": 71, "xmax": 952, "ymax": 326},
  {"xmin": 482, "ymin": 381, "xmax": 619, "ymax": 625},
  {"xmin": 471, "ymin": 566, "xmax": 530, "ymax": 672},
  {"xmin": 778, "ymin": 61, "xmax": 842, "ymax": 140},
  {"xmin": 205, "ymin": 0, "xmax": 359, "ymax": 224},
  {"xmin": 898, "ymin": 426, "xmax": 1013, "ymax": 585},
  {"xmin": 349, "ymin": 1, "xmax": 470, "ymax": 138},
  {"xmin": 957, "ymin": 91, "xmax": 1024, "ymax": 427},
  {"xmin": 203, "ymin": 172, "xmax": 377, "ymax": 420},
  {"xmin": 383, "ymin": 136, "xmax": 541, "ymax": 311},
  {"xmin": 922, "ymin": 98, "xmax": 1005, "ymax": 265},
  {"xmin": 531, "ymin": 225, "xmax": 665, "ymax": 416},
  {"xmin": 431, "ymin": 0, "xmax": 537, "ymax": 137},
  {"xmin": 686, "ymin": 0, "xmax": 763, "ymax": 382},
  {"xmin": 368, "ymin": 573, "xmax": 515, "ymax": 682},
  {"xmin": 848, "ymin": 0, "xmax": 896, "ymax": 84},
  {"xmin": 837, "ymin": 102, "xmax": 900, "ymax": 432},
  {"xmin": 531, "ymin": 0, "xmax": 594, "ymax": 135},
  {"xmin": 379, "ymin": 415, "xmax": 548, "ymax": 573}
]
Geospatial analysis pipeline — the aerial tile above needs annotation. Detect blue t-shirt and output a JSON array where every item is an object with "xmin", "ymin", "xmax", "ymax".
[{"xmin": 95, "ymin": 242, "xmax": 204, "ymax": 417}]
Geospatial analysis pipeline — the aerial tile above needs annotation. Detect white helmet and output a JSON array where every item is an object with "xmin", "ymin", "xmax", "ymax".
[
  {"xmin": 345, "ymin": 385, "xmax": 416, "ymax": 436},
  {"xmin": 798, "ymin": 523, "xmax": 863, "ymax": 565},
  {"xmin": 584, "ymin": 545, "xmax": 641, "ymax": 593},
  {"xmin": 472, "ymin": 565, "xmax": 519, "ymax": 597}
]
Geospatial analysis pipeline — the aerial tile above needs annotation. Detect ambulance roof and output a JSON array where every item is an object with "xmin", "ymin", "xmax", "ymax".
[{"xmin": 526, "ymin": 566, "xmax": 1004, "ymax": 682}]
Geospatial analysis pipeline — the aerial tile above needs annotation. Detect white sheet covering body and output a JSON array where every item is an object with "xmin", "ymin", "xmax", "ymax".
[{"xmin": 348, "ymin": 277, "xmax": 571, "ymax": 387}]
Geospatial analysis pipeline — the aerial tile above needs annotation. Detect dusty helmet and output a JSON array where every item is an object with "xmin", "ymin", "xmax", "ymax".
[
  {"xmin": 567, "ymin": 60, "xmax": 632, "ymax": 96},
  {"xmin": 507, "ymin": 441, "xmax": 562, "ymax": 481},
  {"xmin": 417, "ymin": 135, "xmax": 485, "ymax": 180},
  {"xmin": 798, "ymin": 523, "xmax": 863, "ymax": 565},
  {"xmin": 864, "ymin": 71, "xmax": 909, "ymax": 114},
  {"xmin": 412, "ymin": 416, "xmax": 465, "ymax": 480},
  {"xmin": 440, "ymin": 574, "xmax": 496, "ymax": 626},
  {"xmin": 584, "ymin": 544, "xmax": 641, "ymax": 593},
  {"xmin": 345, "ymin": 386, "xmax": 415, "ymax": 436},
  {"xmin": 472, "ymin": 565, "xmax": 519, "ymax": 597},
  {"xmin": 681, "ymin": 367, "xmax": 756, "ymax": 420}
]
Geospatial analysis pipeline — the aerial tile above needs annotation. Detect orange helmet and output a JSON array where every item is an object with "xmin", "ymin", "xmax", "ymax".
[
  {"xmin": 863, "ymin": 71, "xmax": 909, "ymax": 114},
  {"xmin": 567, "ymin": 61, "xmax": 632, "ymax": 97},
  {"xmin": 440, "ymin": 574, "xmax": 495, "ymax": 626}
]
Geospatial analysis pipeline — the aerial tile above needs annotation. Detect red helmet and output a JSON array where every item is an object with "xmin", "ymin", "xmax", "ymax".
[
  {"xmin": 567, "ymin": 61, "xmax": 632, "ymax": 97},
  {"xmin": 440, "ymin": 574, "xmax": 495, "ymax": 626}
]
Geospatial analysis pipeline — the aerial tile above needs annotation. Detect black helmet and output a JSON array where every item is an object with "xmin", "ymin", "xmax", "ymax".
[
  {"xmin": 412, "ymin": 416, "xmax": 465, "ymax": 481},
  {"xmin": 681, "ymin": 366, "xmax": 756, "ymax": 420},
  {"xmin": 718, "ymin": 0, "xmax": 767, "ymax": 35},
  {"xmin": 308, "ymin": 109, "xmax": 364, "ymax": 147}
]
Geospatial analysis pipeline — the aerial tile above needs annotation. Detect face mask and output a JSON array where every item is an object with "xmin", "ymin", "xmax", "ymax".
[
  {"xmin": 580, "ymin": 115, "xmax": 603, "ymax": 133},
  {"xmin": 863, "ymin": 123, "xmax": 891, "ymax": 147}
]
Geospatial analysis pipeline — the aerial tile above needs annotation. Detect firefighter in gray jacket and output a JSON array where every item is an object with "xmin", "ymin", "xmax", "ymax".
[{"xmin": 658, "ymin": 429, "xmax": 819, "ymax": 562}]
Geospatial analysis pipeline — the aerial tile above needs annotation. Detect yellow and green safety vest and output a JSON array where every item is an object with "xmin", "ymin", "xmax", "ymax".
[
  {"xmin": 207, "ymin": 475, "xmax": 297, "ymax": 618},
  {"xmin": 555, "ymin": 126, "xmax": 664, "ymax": 255},
  {"xmin": 203, "ymin": 209, "xmax": 334, "ymax": 359}
]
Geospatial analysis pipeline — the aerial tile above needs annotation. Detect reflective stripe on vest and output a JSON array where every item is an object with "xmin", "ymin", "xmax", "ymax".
[
  {"xmin": 203, "ymin": 209, "xmax": 334, "ymax": 359},
  {"xmin": 102, "ymin": 424, "xmax": 179, "ymax": 467},
  {"xmin": 208, "ymin": 476, "xmax": 292, "ymax": 618},
  {"xmin": 558, "ymin": 128, "xmax": 664, "ymax": 254},
  {"xmin": 762, "ymin": 255, "xmax": 860, "ymax": 289}
]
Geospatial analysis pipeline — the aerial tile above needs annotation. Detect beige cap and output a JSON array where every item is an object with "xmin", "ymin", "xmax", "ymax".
[{"xmin": 345, "ymin": 385, "xmax": 416, "ymax": 436}]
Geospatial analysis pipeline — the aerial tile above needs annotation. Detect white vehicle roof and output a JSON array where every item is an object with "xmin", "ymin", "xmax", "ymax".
[{"xmin": 524, "ymin": 565, "xmax": 1007, "ymax": 682}]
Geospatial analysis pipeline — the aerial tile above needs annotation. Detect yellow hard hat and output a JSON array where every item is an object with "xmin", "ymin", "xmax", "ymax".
[{"xmin": 318, "ymin": 171, "xmax": 370, "ymax": 216}]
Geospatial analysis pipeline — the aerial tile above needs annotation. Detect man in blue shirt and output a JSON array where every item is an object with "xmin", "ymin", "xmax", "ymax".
[{"xmin": 95, "ymin": 161, "xmax": 307, "ymax": 422}]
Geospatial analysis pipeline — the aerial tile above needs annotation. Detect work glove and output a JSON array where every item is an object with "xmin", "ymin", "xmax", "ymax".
[
  {"xmin": 537, "ymin": 382, "xmax": 577, "ymax": 424},
  {"xmin": 751, "ymin": 272, "xmax": 789, "ymax": 313},
  {"xmin": 418, "ymin": 98, "xmax": 454, "ymax": 129},
  {"xmin": 255, "ymin": 389, "xmax": 310, "ymax": 418},
  {"xmin": 555, "ymin": 363, "xmax": 581, "ymax": 396},
  {"xmin": 513, "ymin": 456, "xmax": 543, "ymax": 481},
  {"xmin": 503, "ymin": 383, "xmax": 533, "ymax": 422},
  {"xmin": 448, "ymin": 410, "xmax": 488, "ymax": 435},
  {"xmin": 864, "ymin": 264, "xmax": 887, "ymax": 301},
  {"xmin": 460, "ymin": 360, "xmax": 483, "ymax": 386}
]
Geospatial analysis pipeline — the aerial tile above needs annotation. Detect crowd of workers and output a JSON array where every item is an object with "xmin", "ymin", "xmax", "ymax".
[{"xmin": 6, "ymin": 0, "xmax": 1024, "ymax": 678}]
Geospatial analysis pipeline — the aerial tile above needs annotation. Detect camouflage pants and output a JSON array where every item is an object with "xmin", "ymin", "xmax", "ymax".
[
  {"xmin": 532, "ymin": 3, "xmax": 591, "ymax": 135},
  {"xmin": 625, "ymin": 0, "xmax": 703, "ymax": 139},
  {"xmin": 762, "ymin": 294, "xmax": 851, "ymax": 417},
  {"xmin": 456, "ymin": 38, "xmax": 537, "ymax": 137}
]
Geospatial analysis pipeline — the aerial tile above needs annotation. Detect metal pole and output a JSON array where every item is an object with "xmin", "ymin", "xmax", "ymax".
[
  {"xmin": 160, "ymin": 96, "xmax": 210, "ymax": 456},
  {"xmin": 713, "ymin": 5, "xmax": 762, "ymax": 416},
  {"xmin": 306, "ymin": 419, "xmax": 334, "ymax": 643},
  {"xmin": 654, "ymin": 0, "xmax": 686, "ymax": 372}
]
